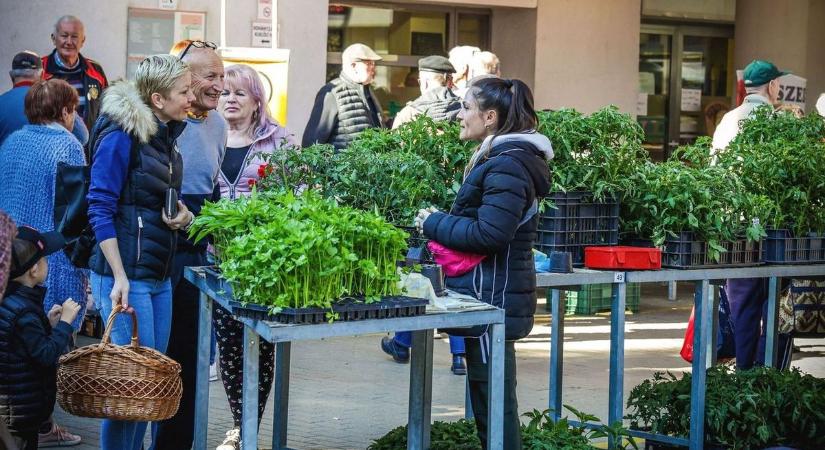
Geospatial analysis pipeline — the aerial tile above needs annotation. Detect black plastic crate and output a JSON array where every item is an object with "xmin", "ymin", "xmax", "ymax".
[
  {"xmin": 398, "ymin": 226, "xmax": 433, "ymax": 264},
  {"xmin": 662, "ymin": 231, "xmax": 762, "ymax": 269},
  {"xmin": 534, "ymin": 191, "xmax": 619, "ymax": 267},
  {"xmin": 763, "ymin": 229, "xmax": 825, "ymax": 265},
  {"xmin": 230, "ymin": 296, "xmax": 428, "ymax": 324}
]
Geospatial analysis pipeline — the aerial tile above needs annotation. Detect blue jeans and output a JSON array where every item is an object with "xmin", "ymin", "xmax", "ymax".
[
  {"xmin": 394, "ymin": 331, "xmax": 466, "ymax": 355},
  {"xmin": 91, "ymin": 273, "xmax": 173, "ymax": 450}
]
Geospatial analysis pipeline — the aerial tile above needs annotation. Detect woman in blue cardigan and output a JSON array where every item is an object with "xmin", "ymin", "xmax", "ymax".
[{"xmin": 0, "ymin": 79, "xmax": 87, "ymax": 330}]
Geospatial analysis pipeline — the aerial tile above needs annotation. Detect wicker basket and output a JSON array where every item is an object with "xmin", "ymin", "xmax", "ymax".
[{"xmin": 57, "ymin": 305, "xmax": 182, "ymax": 421}]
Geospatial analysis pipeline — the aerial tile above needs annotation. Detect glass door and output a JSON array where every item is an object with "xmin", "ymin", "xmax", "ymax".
[{"xmin": 639, "ymin": 25, "xmax": 734, "ymax": 160}]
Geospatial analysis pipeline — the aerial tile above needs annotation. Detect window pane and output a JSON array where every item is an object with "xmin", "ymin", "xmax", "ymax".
[
  {"xmin": 638, "ymin": 33, "xmax": 671, "ymax": 159},
  {"xmin": 680, "ymin": 36, "xmax": 733, "ymax": 140},
  {"xmin": 328, "ymin": 4, "xmax": 449, "ymax": 56},
  {"xmin": 457, "ymin": 14, "xmax": 490, "ymax": 49}
]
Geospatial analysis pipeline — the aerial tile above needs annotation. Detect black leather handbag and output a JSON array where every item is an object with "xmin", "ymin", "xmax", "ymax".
[{"xmin": 54, "ymin": 162, "xmax": 95, "ymax": 268}]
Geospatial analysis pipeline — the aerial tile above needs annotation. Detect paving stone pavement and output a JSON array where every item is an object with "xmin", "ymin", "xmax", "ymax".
[{"xmin": 53, "ymin": 283, "xmax": 825, "ymax": 449}]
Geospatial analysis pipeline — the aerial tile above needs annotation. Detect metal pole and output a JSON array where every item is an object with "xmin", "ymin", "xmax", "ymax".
[
  {"xmin": 464, "ymin": 376, "xmax": 473, "ymax": 420},
  {"xmin": 549, "ymin": 288, "xmax": 564, "ymax": 421},
  {"xmin": 689, "ymin": 280, "xmax": 712, "ymax": 450},
  {"xmin": 765, "ymin": 277, "xmax": 780, "ymax": 368},
  {"xmin": 272, "ymin": 342, "xmax": 291, "ymax": 450},
  {"xmin": 407, "ymin": 329, "xmax": 433, "ymax": 449},
  {"xmin": 487, "ymin": 324, "xmax": 505, "ymax": 450},
  {"xmin": 241, "ymin": 325, "xmax": 260, "ymax": 450},
  {"xmin": 193, "ymin": 293, "xmax": 212, "ymax": 450},
  {"xmin": 608, "ymin": 281, "xmax": 627, "ymax": 448}
]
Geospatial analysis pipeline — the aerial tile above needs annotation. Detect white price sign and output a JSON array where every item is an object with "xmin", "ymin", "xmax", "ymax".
[
  {"xmin": 159, "ymin": 0, "xmax": 178, "ymax": 10},
  {"xmin": 613, "ymin": 272, "xmax": 626, "ymax": 283},
  {"xmin": 251, "ymin": 21, "xmax": 273, "ymax": 48}
]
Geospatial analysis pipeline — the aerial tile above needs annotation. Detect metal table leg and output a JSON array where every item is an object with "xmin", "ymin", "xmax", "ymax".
[
  {"xmin": 608, "ymin": 282, "xmax": 627, "ymax": 448},
  {"xmin": 689, "ymin": 280, "xmax": 712, "ymax": 450},
  {"xmin": 407, "ymin": 329, "xmax": 433, "ymax": 450},
  {"xmin": 272, "ymin": 342, "xmax": 291, "ymax": 450},
  {"xmin": 464, "ymin": 376, "xmax": 473, "ymax": 420},
  {"xmin": 487, "ymin": 323, "xmax": 505, "ymax": 450},
  {"xmin": 709, "ymin": 286, "xmax": 719, "ymax": 368},
  {"xmin": 765, "ymin": 277, "xmax": 780, "ymax": 368},
  {"xmin": 241, "ymin": 324, "xmax": 260, "ymax": 450},
  {"xmin": 549, "ymin": 288, "xmax": 564, "ymax": 421},
  {"xmin": 193, "ymin": 292, "xmax": 213, "ymax": 450}
]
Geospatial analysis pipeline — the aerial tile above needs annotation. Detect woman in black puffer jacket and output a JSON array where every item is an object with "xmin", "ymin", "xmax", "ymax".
[{"xmin": 418, "ymin": 77, "xmax": 552, "ymax": 449}]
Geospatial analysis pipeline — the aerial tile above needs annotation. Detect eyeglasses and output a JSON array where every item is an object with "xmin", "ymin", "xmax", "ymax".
[{"xmin": 178, "ymin": 40, "xmax": 217, "ymax": 60}]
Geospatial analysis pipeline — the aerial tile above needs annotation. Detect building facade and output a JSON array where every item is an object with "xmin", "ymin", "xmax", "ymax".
[{"xmin": 1, "ymin": 0, "xmax": 822, "ymax": 159}]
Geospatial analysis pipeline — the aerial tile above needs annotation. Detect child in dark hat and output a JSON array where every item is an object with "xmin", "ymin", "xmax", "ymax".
[{"xmin": 0, "ymin": 226, "xmax": 80, "ymax": 450}]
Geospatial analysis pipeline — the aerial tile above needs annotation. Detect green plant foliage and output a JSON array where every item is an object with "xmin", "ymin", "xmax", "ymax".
[
  {"xmin": 189, "ymin": 190, "xmax": 407, "ymax": 311},
  {"xmin": 258, "ymin": 116, "xmax": 474, "ymax": 226},
  {"xmin": 626, "ymin": 365, "xmax": 825, "ymax": 450},
  {"xmin": 536, "ymin": 106, "xmax": 650, "ymax": 199},
  {"xmin": 619, "ymin": 137, "xmax": 767, "ymax": 258},
  {"xmin": 368, "ymin": 406, "xmax": 638, "ymax": 450},
  {"xmin": 715, "ymin": 107, "xmax": 825, "ymax": 234}
]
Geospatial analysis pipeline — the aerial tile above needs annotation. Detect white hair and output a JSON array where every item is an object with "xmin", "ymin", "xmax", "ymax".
[
  {"xmin": 449, "ymin": 46, "xmax": 480, "ymax": 78},
  {"xmin": 54, "ymin": 15, "xmax": 84, "ymax": 35},
  {"xmin": 471, "ymin": 51, "xmax": 500, "ymax": 77},
  {"xmin": 9, "ymin": 68, "xmax": 41, "ymax": 81}
]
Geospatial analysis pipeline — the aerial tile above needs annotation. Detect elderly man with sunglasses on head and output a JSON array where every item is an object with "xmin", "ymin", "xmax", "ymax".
[{"xmin": 149, "ymin": 39, "xmax": 227, "ymax": 450}]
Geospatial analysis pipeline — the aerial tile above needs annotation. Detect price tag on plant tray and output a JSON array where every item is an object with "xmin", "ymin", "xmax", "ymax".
[{"xmin": 614, "ymin": 272, "xmax": 626, "ymax": 283}]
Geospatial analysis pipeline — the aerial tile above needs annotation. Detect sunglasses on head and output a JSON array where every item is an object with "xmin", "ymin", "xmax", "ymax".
[{"xmin": 178, "ymin": 40, "xmax": 217, "ymax": 60}]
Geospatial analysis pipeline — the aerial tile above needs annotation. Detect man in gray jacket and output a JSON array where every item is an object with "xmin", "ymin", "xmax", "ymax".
[
  {"xmin": 302, "ymin": 43, "xmax": 384, "ymax": 150},
  {"xmin": 392, "ymin": 55, "xmax": 460, "ymax": 129}
]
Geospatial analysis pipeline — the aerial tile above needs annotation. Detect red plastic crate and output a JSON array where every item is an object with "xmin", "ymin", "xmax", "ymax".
[{"xmin": 584, "ymin": 246, "xmax": 662, "ymax": 270}]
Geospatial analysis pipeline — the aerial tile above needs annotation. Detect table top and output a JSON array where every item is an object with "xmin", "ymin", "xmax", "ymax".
[
  {"xmin": 184, "ymin": 266, "xmax": 505, "ymax": 343},
  {"xmin": 536, "ymin": 264, "xmax": 825, "ymax": 287}
]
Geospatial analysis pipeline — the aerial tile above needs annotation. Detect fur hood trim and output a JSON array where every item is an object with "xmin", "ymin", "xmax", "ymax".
[{"xmin": 100, "ymin": 81, "xmax": 157, "ymax": 144}]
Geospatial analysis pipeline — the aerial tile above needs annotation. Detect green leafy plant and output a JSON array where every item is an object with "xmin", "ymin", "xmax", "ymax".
[
  {"xmin": 189, "ymin": 190, "xmax": 407, "ymax": 312},
  {"xmin": 368, "ymin": 406, "xmax": 638, "ymax": 450},
  {"xmin": 715, "ymin": 106, "xmax": 825, "ymax": 234},
  {"xmin": 626, "ymin": 365, "xmax": 825, "ymax": 450},
  {"xmin": 258, "ymin": 116, "xmax": 473, "ymax": 226},
  {"xmin": 537, "ymin": 106, "xmax": 650, "ymax": 199},
  {"xmin": 619, "ymin": 137, "xmax": 767, "ymax": 259}
]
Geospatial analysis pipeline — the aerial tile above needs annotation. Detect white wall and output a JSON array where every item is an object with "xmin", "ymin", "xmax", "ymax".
[
  {"xmin": 533, "ymin": 0, "xmax": 641, "ymax": 115},
  {"xmin": 0, "ymin": 0, "xmax": 327, "ymax": 134}
]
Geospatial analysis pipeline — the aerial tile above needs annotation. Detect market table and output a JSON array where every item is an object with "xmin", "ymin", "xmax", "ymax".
[
  {"xmin": 536, "ymin": 264, "xmax": 825, "ymax": 450},
  {"xmin": 185, "ymin": 266, "xmax": 506, "ymax": 450}
]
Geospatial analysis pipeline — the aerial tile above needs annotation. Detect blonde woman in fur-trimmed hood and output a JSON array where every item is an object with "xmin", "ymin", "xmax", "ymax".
[{"xmin": 86, "ymin": 54, "xmax": 194, "ymax": 450}]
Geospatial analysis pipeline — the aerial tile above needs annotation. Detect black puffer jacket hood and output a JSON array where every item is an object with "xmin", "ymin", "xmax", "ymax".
[{"xmin": 423, "ymin": 132, "xmax": 552, "ymax": 340}]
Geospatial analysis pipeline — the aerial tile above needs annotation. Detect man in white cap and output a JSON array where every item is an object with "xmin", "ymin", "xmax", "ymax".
[
  {"xmin": 303, "ymin": 43, "xmax": 384, "ymax": 150},
  {"xmin": 448, "ymin": 45, "xmax": 480, "ymax": 98}
]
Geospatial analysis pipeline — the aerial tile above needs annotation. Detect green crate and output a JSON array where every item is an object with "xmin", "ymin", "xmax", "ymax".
[{"xmin": 564, "ymin": 283, "xmax": 640, "ymax": 315}]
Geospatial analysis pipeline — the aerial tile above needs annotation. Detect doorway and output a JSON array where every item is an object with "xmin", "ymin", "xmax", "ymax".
[{"xmin": 638, "ymin": 24, "xmax": 735, "ymax": 160}]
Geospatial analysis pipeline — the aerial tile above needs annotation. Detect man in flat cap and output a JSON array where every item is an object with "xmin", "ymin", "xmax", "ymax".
[
  {"xmin": 392, "ymin": 55, "xmax": 461, "ymax": 129},
  {"xmin": 303, "ymin": 43, "xmax": 384, "ymax": 150}
]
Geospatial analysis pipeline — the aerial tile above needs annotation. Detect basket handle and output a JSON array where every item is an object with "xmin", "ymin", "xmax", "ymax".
[{"xmin": 99, "ymin": 303, "xmax": 139, "ymax": 349}]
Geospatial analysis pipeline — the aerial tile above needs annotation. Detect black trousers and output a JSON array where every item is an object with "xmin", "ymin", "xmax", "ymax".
[
  {"xmin": 152, "ymin": 249, "xmax": 206, "ymax": 450},
  {"xmin": 10, "ymin": 429, "xmax": 37, "ymax": 450},
  {"xmin": 466, "ymin": 338, "xmax": 521, "ymax": 450}
]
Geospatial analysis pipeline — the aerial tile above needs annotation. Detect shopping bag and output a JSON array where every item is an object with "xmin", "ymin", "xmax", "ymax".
[
  {"xmin": 427, "ymin": 241, "xmax": 486, "ymax": 277},
  {"xmin": 680, "ymin": 291, "xmax": 736, "ymax": 363}
]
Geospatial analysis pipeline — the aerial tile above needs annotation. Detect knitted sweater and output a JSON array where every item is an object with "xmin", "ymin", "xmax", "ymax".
[{"xmin": 0, "ymin": 125, "xmax": 87, "ymax": 329}]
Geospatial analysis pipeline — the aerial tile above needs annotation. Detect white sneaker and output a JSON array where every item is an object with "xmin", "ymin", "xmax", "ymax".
[
  {"xmin": 216, "ymin": 428, "xmax": 240, "ymax": 450},
  {"xmin": 210, "ymin": 361, "xmax": 219, "ymax": 382}
]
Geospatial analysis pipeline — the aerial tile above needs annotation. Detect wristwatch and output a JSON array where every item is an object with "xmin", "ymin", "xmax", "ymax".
[{"xmin": 181, "ymin": 212, "xmax": 196, "ymax": 232}]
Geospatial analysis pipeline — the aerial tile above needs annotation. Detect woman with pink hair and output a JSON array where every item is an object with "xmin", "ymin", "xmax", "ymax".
[{"xmin": 214, "ymin": 63, "xmax": 296, "ymax": 450}]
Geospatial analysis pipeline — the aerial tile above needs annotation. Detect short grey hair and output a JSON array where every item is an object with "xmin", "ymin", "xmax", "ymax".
[
  {"xmin": 449, "ymin": 45, "xmax": 480, "ymax": 76},
  {"xmin": 471, "ymin": 51, "xmax": 500, "ymax": 76},
  {"xmin": 134, "ymin": 54, "xmax": 190, "ymax": 105},
  {"xmin": 745, "ymin": 82, "xmax": 770, "ymax": 95},
  {"xmin": 54, "ymin": 15, "xmax": 84, "ymax": 35},
  {"xmin": 420, "ymin": 70, "xmax": 449, "ymax": 87},
  {"xmin": 9, "ymin": 68, "xmax": 41, "ymax": 81}
]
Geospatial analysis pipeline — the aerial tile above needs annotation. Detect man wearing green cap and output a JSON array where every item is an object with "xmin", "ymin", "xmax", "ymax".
[
  {"xmin": 711, "ymin": 59, "xmax": 788, "ymax": 151},
  {"xmin": 712, "ymin": 63, "xmax": 795, "ymax": 370}
]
